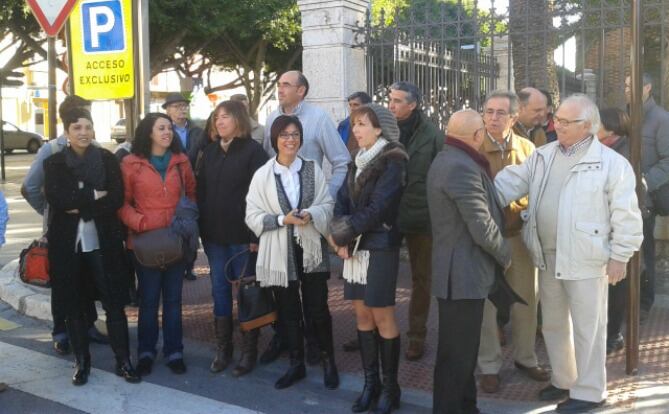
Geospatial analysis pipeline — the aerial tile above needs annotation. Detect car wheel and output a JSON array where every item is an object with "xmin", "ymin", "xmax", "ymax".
[
  {"xmin": 3, "ymin": 149, "xmax": 13, "ymax": 155},
  {"xmin": 27, "ymin": 139, "xmax": 41, "ymax": 154}
]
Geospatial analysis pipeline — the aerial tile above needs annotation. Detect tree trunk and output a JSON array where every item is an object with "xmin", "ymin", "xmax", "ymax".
[{"xmin": 509, "ymin": 0, "xmax": 559, "ymax": 101}]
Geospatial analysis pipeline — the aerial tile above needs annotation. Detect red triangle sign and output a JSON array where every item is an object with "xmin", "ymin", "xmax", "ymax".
[{"xmin": 26, "ymin": 0, "xmax": 79, "ymax": 37}]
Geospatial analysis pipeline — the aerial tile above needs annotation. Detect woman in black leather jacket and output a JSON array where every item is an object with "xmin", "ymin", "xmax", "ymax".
[{"xmin": 330, "ymin": 104, "xmax": 407, "ymax": 414}]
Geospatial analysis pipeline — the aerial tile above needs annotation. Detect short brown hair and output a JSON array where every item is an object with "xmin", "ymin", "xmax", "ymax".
[
  {"xmin": 212, "ymin": 100, "xmax": 251, "ymax": 138},
  {"xmin": 350, "ymin": 106, "xmax": 381, "ymax": 129},
  {"xmin": 599, "ymin": 107, "xmax": 630, "ymax": 137}
]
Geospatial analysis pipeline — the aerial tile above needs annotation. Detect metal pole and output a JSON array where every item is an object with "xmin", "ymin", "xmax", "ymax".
[
  {"xmin": 626, "ymin": 0, "xmax": 643, "ymax": 376},
  {"xmin": 48, "ymin": 36, "xmax": 57, "ymax": 140},
  {"xmin": 65, "ymin": 21, "xmax": 74, "ymax": 95},
  {"xmin": 0, "ymin": 82, "xmax": 5, "ymax": 182},
  {"xmin": 138, "ymin": 0, "xmax": 151, "ymax": 117}
]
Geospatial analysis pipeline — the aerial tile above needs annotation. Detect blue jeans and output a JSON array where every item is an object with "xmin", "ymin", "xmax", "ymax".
[
  {"xmin": 203, "ymin": 242, "xmax": 250, "ymax": 317},
  {"xmin": 134, "ymin": 256, "xmax": 186, "ymax": 361}
]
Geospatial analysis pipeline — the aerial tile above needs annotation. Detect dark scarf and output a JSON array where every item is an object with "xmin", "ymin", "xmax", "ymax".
[
  {"xmin": 397, "ymin": 109, "xmax": 420, "ymax": 147},
  {"xmin": 64, "ymin": 145, "xmax": 106, "ymax": 189},
  {"xmin": 445, "ymin": 136, "xmax": 492, "ymax": 178}
]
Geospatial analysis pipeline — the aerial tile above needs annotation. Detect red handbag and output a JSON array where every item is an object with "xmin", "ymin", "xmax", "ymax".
[{"xmin": 19, "ymin": 239, "xmax": 50, "ymax": 287}]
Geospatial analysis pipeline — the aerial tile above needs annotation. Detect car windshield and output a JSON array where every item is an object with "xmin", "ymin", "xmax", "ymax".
[{"xmin": 1, "ymin": 121, "xmax": 19, "ymax": 132}]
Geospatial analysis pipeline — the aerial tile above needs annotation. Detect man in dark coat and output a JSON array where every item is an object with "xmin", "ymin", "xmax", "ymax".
[
  {"xmin": 428, "ymin": 110, "xmax": 512, "ymax": 414},
  {"xmin": 163, "ymin": 92, "xmax": 203, "ymax": 281}
]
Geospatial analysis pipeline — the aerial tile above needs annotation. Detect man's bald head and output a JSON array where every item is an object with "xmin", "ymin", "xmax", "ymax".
[
  {"xmin": 517, "ymin": 87, "xmax": 548, "ymax": 128},
  {"xmin": 447, "ymin": 109, "xmax": 485, "ymax": 149}
]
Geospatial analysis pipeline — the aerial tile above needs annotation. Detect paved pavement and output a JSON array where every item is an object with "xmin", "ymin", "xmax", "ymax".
[{"xmin": 1, "ymin": 150, "xmax": 669, "ymax": 413}]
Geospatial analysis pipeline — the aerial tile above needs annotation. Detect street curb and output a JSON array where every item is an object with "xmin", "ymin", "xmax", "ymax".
[{"xmin": 0, "ymin": 259, "xmax": 52, "ymax": 322}]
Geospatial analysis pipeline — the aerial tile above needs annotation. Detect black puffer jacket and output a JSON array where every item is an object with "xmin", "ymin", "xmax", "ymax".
[{"xmin": 333, "ymin": 141, "xmax": 408, "ymax": 250}]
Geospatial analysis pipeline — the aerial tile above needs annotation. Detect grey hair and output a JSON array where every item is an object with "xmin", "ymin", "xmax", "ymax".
[
  {"xmin": 389, "ymin": 81, "xmax": 422, "ymax": 106},
  {"xmin": 560, "ymin": 93, "xmax": 600, "ymax": 135},
  {"xmin": 484, "ymin": 90, "xmax": 520, "ymax": 116}
]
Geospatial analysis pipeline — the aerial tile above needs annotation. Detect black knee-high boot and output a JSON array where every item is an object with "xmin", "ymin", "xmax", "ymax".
[
  {"xmin": 66, "ymin": 318, "xmax": 91, "ymax": 386},
  {"xmin": 275, "ymin": 321, "xmax": 306, "ymax": 389},
  {"xmin": 107, "ymin": 318, "xmax": 141, "ymax": 383},
  {"xmin": 352, "ymin": 330, "xmax": 381, "ymax": 412},
  {"xmin": 371, "ymin": 336, "xmax": 401, "ymax": 414}
]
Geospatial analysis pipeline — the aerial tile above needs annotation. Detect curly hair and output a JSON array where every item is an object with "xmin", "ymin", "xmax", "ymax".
[{"xmin": 131, "ymin": 113, "xmax": 182, "ymax": 159}]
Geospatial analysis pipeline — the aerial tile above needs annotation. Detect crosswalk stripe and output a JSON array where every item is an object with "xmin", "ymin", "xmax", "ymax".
[{"xmin": 0, "ymin": 342, "xmax": 263, "ymax": 414}]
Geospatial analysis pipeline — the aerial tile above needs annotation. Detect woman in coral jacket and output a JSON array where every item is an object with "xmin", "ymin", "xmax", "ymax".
[{"xmin": 119, "ymin": 112, "xmax": 196, "ymax": 376}]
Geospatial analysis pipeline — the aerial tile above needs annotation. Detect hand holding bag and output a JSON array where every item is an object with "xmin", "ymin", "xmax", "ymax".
[
  {"xmin": 132, "ymin": 165, "xmax": 185, "ymax": 269},
  {"xmin": 225, "ymin": 248, "xmax": 277, "ymax": 332}
]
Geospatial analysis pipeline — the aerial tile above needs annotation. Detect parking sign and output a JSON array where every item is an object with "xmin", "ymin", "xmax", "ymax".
[{"xmin": 69, "ymin": 0, "xmax": 134, "ymax": 100}]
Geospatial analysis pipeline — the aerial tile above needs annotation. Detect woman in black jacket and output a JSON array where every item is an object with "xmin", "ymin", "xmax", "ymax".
[
  {"xmin": 330, "ymin": 104, "xmax": 408, "ymax": 414},
  {"xmin": 197, "ymin": 100, "xmax": 268, "ymax": 376},
  {"xmin": 44, "ymin": 108, "xmax": 139, "ymax": 386}
]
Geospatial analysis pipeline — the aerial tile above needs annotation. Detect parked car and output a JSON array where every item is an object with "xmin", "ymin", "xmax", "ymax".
[
  {"xmin": 1, "ymin": 121, "xmax": 44, "ymax": 154},
  {"xmin": 111, "ymin": 118, "xmax": 127, "ymax": 143}
]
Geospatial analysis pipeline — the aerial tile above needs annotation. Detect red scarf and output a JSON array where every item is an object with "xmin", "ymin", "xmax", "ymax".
[
  {"xmin": 445, "ymin": 136, "xmax": 493, "ymax": 178},
  {"xmin": 600, "ymin": 134, "xmax": 621, "ymax": 148}
]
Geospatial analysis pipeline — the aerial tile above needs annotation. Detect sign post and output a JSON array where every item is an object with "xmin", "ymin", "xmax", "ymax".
[{"xmin": 68, "ymin": 0, "xmax": 135, "ymax": 101}]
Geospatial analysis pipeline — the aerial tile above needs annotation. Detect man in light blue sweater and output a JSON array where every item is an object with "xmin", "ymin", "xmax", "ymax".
[
  {"xmin": 261, "ymin": 71, "xmax": 350, "ymax": 366},
  {"xmin": 263, "ymin": 71, "xmax": 350, "ymax": 199}
]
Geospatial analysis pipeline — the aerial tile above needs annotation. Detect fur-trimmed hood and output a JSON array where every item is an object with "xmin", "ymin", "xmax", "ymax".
[{"xmin": 348, "ymin": 141, "xmax": 409, "ymax": 202}]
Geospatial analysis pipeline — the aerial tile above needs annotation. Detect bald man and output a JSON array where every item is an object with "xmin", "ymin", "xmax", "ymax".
[
  {"xmin": 514, "ymin": 87, "xmax": 548, "ymax": 147},
  {"xmin": 428, "ymin": 110, "xmax": 512, "ymax": 414}
]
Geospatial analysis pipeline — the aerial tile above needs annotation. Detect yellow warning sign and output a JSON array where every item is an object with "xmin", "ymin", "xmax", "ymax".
[{"xmin": 69, "ymin": 0, "xmax": 134, "ymax": 100}]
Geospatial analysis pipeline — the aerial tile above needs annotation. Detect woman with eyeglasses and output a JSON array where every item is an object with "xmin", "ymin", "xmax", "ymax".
[
  {"xmin": 197, "ymin": 100, "xmax": 268, "ymax": 376},
  {"xmin": 246, "ymin": 115, "xmax": 339, "ymax": 390}
]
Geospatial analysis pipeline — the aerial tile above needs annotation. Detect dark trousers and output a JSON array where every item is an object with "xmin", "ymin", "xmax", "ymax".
[
  {"xmin": 52, "ymin": 260, "xmax": 100, "ymax": 340},
  {"xmin": 641, "ymin": 214, "xmax": 656, "ymax": 311},
  {"xmin": 67, "ymin": 250, "xmax": 126, "ymax": 324},
  {"xmin": 608, "ymin": 278, "xmax": 627, "ymax": 339},
  {"xmin": 434, "ymin": 298, "xmax": 485, "ymax": 414}
]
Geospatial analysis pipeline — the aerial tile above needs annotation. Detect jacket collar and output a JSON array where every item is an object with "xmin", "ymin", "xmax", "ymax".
[
  {"xmin": 535, "ymin": 135, "xmax": 602, "ymax": 164},
  {"xmin": 644, "ymin": 96, "xmax": 658, "ymax": 114},
  {"xmin": 481, "ymin": 130, "xmax": 522, "ymax": 153}
]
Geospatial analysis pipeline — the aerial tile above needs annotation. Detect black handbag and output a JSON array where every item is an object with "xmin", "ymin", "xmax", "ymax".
[
  {"xmin": 225, "ymin": 248, "xmax": 277, "ymax": 332},
  {"xmin": 651, "ymin": 184, "xmax": 669, "ymax": 216}
]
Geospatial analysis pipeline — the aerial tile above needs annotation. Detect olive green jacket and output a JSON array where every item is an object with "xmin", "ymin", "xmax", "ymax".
[{"xmin": 398, "ymin": 112, "xmax": 444, "ymax": 234}]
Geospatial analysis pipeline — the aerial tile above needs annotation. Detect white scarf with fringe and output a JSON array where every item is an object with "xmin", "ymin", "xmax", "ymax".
[{"xmin": 245, "ymin": 158, "xmax": 333, "ymax": 287}]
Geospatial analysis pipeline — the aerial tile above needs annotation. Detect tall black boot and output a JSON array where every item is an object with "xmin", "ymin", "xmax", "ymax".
[
  {"xmin": 313, "ymin": 316, "xmax": 339, "ymax": 390},
  {"xmin": 371, "ymin": 336, "xmax": 401, "ymax": 414},
  {"xmin": 211, "ymin": 316, "xmax": 234, "ymax": 373},
  {"xmin": 107, "ymin": 319, "xmax": 141, "ymax": 383},
  {"xmin": 274, "ymin": 322, "xmax": 306, "ymax": 389},
  {"xmin": 66, "ymin": 318, "xmax": 91, "ymax": 386},
  {"xmin": 352, "ymin": 330, "xmax": 381, "ymax": 412}
]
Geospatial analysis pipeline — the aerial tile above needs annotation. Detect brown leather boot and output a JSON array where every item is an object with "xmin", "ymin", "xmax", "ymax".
[
  {"xmin": 232, "ymin": 328, "xmax": 259, "ymax": 377},
  {"xmin": 210, "ymin": 316, "xmax": 233, "ymax": 373},
  {"xmin": 479, "ymin": 374, "xmax": 500, "ymax": 393},
  {"xmin": 404, "ymin": 340, "xmax": 424, "ymax": 361}
]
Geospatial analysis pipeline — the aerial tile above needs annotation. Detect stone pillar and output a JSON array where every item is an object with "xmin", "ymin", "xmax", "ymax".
[
  {"xmin": 298, "ymin": 0, "xmax": 369, "ymax": 123},
  {"xmin": 490, "ymin": 35, "xmax": 515, "ymax": 91}
]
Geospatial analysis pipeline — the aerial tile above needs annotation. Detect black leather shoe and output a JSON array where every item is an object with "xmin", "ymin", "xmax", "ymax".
[
  {"xmin": 53, "ymin": 339, "xmax": 70, "ymax": 355},
  {"xmin": 556, "ymin": 398, "xmax": 605, "ymax": 413},
  {"xmin": 136, "ymin": 357, "xmax": 153, "ymax": 376},
  {"xmin": 274, "ymin": 361, "xmax": 306, "ymax": 389},
  {"xmin": 116, "ymin": 360, "xmax": 141, "ymax": 383},
  {"xmin": 184, "ymin": 272, "xmax": 197, "ymax": 281},
  {"xmin": 538, "ymin": 384, "xmax": 569, "ymax": 401},
  {"xmin": 607, "ymin": 334, "xmax": 624, "ymax": 355},
  {"xmin": 88, "ymin": 327, "xmax": 109, "ymax": 345},
  {"xmin": 167, "ymin": 358, "xmax": 187, "ymax": 374},
  {"xmin": 72, "ymin": 355, "xmax": 91, "ymax": 386}
]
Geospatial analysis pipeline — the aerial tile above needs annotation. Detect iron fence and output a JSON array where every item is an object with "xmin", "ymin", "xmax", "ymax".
[{"xmin": 357, "ymin": 0, "xmax": 669, "ymax": 129}]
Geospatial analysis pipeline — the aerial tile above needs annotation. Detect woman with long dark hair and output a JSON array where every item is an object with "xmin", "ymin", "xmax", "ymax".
[
  {"xmin": 198, "ymin": 100, "xmax": 267, "ymax": 376},
  {"xmin": 45, "ymin": 107, "xmax": 140, "ymax": 385},
  {"xmin": 119, "ymin": 112, "xmax": 196, "ymax": 376},
  {"xmin": 246, "ymin": 115, "xmax": 339, "ymax": 390}
]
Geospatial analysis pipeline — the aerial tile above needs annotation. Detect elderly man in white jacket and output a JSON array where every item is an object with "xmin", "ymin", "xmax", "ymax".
[{"xmin": 495, "ymin": 94, "xmax": 643, "ymax": 414}]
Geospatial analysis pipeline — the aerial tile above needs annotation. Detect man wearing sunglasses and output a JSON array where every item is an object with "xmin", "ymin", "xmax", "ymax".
[{"xmin": 495, "ymin": 94, "xmax": 643, "ymax": 413}]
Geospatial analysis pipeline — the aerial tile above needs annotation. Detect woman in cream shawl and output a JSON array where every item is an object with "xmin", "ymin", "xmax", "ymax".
[{"xmin": 245, "ymin": 115, "xmax": 339, "ymax": 391}]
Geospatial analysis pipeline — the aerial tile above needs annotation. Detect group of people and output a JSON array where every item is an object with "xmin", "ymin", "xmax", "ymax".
[{"xmin": 16, "ymin": 68, "xmax": 668, "ymax": 414}]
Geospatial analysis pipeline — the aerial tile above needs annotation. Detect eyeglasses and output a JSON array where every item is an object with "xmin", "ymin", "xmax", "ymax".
[
  {"xmin": 278, "ymin": 132, "xmax": 301, "ymax": 140},
  {"xmin": 484, "ymin": 109, "xmax": 510, "ymax": 119},
  {"xmin": 169, "ymin": 104, "xmax": 189, "ymax": 110},
  {"xmin": 554, "ymin": 116, "xmax": 585, "ymax": 127}
]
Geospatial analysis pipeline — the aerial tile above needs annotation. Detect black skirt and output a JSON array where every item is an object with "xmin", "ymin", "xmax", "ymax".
[{"xmin": 344, "ymin": 249, "xmax": 399, "ymax": 307}]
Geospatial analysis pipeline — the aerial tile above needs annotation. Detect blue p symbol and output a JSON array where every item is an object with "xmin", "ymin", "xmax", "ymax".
[{"xmin": 82, "ymin": 1, "xmax": 125, "ymax": 53}]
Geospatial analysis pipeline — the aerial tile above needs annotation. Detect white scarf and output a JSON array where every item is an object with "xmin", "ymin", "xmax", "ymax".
[
  {"xmin": 355, "ymin": 138, "xmax": 389, "ymax": 179},
  {"xmin": 245, "ymin": 158, "xmax": 333, "ymax": 287}
]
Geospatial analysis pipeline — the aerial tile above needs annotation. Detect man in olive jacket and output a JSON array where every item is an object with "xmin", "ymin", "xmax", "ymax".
[
  {"xmin": 388, "ymin": 81, "xmax": 443, "ymax": 361},
  {"xmin": 428, "ymin": 109, "xmax": 511, "ymax": 414}
]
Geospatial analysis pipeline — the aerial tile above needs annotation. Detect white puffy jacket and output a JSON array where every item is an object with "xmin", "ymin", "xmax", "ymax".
[{"xmin": 494, "ymin": 138, "xmax": 643, "ymax": 280}]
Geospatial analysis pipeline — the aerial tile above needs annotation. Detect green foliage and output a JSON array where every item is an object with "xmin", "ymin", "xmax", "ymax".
[{"xmin": 0, "ymin": 0, "xmax": 48, "ymax": 77}]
